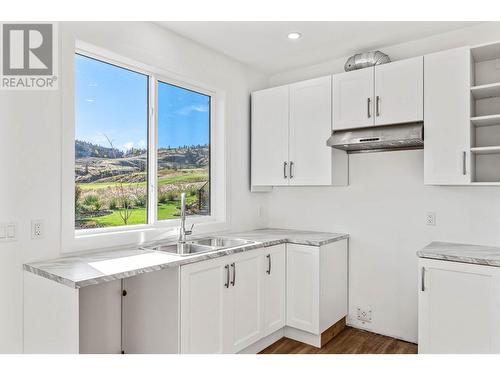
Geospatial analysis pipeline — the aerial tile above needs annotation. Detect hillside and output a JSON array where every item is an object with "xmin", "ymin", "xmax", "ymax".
[{"xmin": 75, "ymin": 141, "xmax": 209, "ymax": 183}]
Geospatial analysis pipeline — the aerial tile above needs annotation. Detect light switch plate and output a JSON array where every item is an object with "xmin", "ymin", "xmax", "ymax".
[{"xmin": 0, "ymin": 222, "xmax": 17, "ymax": 241}]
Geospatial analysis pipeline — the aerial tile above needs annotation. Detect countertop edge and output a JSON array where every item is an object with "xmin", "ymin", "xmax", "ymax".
[{"xmin": 24, "ymin": 232, "xmax": 349, "ymax": 289}]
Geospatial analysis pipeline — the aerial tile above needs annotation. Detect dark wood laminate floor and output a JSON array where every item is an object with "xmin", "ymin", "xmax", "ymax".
[{"xmin": 259, "ymin": 327, "xmax": 417, "ymax": 354}]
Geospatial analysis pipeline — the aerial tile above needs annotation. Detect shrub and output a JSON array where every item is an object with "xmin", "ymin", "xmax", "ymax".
[
  {"xmin": 135, "ymin": 194, "xmax": 147, "ymax": 208},
  {"xmin": 167, "ymin": 191, "xmax": 179, "ymax": 202},
  {"xmin": 83, "ymin": 194, "xmax": 102, "ymax": 211},
  {"xmin": 109, "ymin": 197, "xmax": 119, "ymax": 210},
  {"xmin": 158, "ymin": 192, "xmax": 168, "ymax": 204}
]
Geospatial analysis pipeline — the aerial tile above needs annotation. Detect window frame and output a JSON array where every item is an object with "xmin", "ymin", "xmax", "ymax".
[{"xmin": 61, "ymin": 40, "xmax": 226, "ymax": 253}]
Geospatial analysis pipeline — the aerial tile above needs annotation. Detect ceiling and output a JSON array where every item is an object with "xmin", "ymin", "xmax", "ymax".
[{"xmin": 158, "ymin": 21, "xmax": 482, "ymax": 74}]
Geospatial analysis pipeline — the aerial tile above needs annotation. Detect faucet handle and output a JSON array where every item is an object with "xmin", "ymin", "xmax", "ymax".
[{"xmin": 186, "ymin": 223, "xmax": 195, "ymax": 235}]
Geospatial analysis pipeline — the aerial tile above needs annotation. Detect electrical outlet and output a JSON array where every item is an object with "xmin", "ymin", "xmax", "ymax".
[
  {"xmin": 357, "ymin": 307, "xmax": 372, "ymax": 323},
  {"xmin": 31, "ymin": 220, "xmax": 44, "ymax": 239},
  {"xmin": 0, "ymin": 222, "xmax": 17, "ymax": 241},
  {"xmin": 426, "ymin": 212, "xmax": 436, "ymax": 226}
]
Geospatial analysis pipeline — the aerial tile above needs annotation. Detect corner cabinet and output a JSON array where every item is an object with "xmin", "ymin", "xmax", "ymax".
[
  {"xmin": 418, "ymin": 258, "xmax": 500, "ymax": 353},
  {"xmin": 251, "ymin": 76, "xmax": 348, "ymax": 189},
  {"xmin": 286, "ymin": 241, "xmax": 348, "ymax": 337},
  {"xmin": 333, "ymin": 56, "xmax": 423, "ymax": 130}
]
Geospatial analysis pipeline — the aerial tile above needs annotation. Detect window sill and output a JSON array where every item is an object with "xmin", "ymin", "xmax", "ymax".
[{"xmin": 63, "ymin": 216, "xmax": 228, "ymax": 254}]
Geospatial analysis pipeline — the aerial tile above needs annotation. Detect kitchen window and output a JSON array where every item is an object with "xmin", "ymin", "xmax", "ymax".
[{"xmin": 73, "ymin": 52, "xmax": 212, "ymax": 231}]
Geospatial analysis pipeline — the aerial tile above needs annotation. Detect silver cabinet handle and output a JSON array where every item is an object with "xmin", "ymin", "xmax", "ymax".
[
  {"xmin": 224, "ymin": 264, "xmax": 230, "ymax": 288},
  {"xmin": 283, "ymin": 161, "xmax": 288, "ymax": 179},
  {"xmin": 376, "ymin": 96, "xmax": 380, "ymax": 117},
  {"xmin": 289, "ymin": 161, "xmax": 294, "ymax": 179},
  {"xmin": 462, "ymin": 151, "xmax": 467, "ymax": 175},
  {"xmin": 231, "ymin": 262, "xmax": 236, "ymax": 286},
  {"xmin": 266, "ymin": 254, "xmax": 271, "ymax": 275},
  {"xmin": 367, "ymin": 97, "xmax": 371, "ymax": 118},
  {"xmin": 421, "ymin": 267, "xmax": 425, "ymax": 292}
]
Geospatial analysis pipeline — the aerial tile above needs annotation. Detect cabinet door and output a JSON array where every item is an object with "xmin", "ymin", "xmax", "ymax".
[
  {"xmin": 289, "ymin": 76, "xmax": 333, "ymax": 185},
  {"xmin": 180, "ymin": 257, "xmax": 229, "ymax": 354},
  {"xmin": 251, "ymin": 86, "xmax": 289, "ymax": 186},
  {"xmin": 224, "ymin": 250, "xmax": 264, "ymax": 353},
  {"xmin": 333, "ymin": 67, "xmax": 374, "ymax": 130},
  {"xmin": 286, "ymin": 244, "xmax": 320, "ymax": 334},
  {"xmin": 263, "ymin": 245, "xmax": 286, "ymax": 336},
  {"xmin": 418, "ymin": 259, "xmax": 500, "ymax": 354},
  {"xmin": 424, "ymin": 47, "xmax": 471, "ymax": 185},
  {"xmin": 374, "ymin": 56, "xmax": 423, "ymax": 125}
]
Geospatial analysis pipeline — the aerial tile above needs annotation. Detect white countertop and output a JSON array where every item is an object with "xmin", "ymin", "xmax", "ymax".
[
  {"xmin": 24, "ymin": 228, "xmax": 349, "ymax": 288},
  {"xmin": 418, "ymin": 241, "xmax": 500, "ymax": 267}
]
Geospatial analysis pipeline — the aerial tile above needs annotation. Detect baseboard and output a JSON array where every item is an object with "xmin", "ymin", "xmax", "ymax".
[
  {"xmin": 284, "ymin": 326, "xmax": 321, "ymax": 348},
  {"xmin": 238, "ymin": 329, "xmax": 284, "ymax": 354},
  {"xmin": 346, "ymin": 319, "xmax": 417, "ymax": 345}
]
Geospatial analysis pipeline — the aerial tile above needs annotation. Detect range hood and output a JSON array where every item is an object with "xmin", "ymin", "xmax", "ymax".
[{"xmin": 326, "ymin": 123, "xmax": 423, "ymax": 153}]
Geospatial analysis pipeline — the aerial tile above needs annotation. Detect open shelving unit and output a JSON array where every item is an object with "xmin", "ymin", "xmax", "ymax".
[{"xmin": 470, "ymin": 41, "xmax": 500, "ymax": 183}]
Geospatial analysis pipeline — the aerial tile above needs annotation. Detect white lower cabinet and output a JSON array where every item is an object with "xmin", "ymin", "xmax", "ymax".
[
  {"xmin": 180, "ymin": 245, "xmax": 285, "ymax": 354},
  {"xmin": 286, "ymin": 241, "xmax": 348, "ymax": 335},
  {"xmin": 418, "ymin": 258, "xmax": 500, "ymax": 353},
  {"xmin": 180, "ymin": 240, "xmax": 347, "ymax": 353},
  {"xmin": 263, "ymin": 245, "xmax": 286, "ymax": 336}
]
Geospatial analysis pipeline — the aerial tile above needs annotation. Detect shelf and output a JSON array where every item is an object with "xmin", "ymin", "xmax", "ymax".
[
  {"xmin": 471, "ymin": 146, "xmax": 500, "ymax": 154},
  {"xmin": 471, "ymin": 114, "xmax": 500, "ymax": 127},
  {"xmin": 471, "ymin": 41, "xmax": 500, "ymax": 62},
  {"xmin": 471, "ymin": 82, "xmax": 500, "ymax": 99}
]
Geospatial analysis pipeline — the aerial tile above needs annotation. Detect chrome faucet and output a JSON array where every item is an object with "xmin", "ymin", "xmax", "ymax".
[{"xmin": 178, "ymin": 192, "xmax": 194, "ymax": 254}]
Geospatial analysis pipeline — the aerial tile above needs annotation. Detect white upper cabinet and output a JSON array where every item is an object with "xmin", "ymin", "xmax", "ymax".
[
  {"xmin": 289, "ymin": 76, "xmax": 335, "ymax": 185},
  {"xmin": 251, "ymin": 76, "xmax": 348, "ymax": 188},
  {"xmin": 374, "ymin": 56, "xmax": 423, "ymax": 125},
  {"xmin": 333, "ymin": 67, "xmax": 375, "ymax": 130},
  {"xmin": 333, "ymin": 57, "xmax": 424, "ymax": 130},
  {"xmin": 424, "ymin": 47, "xmax": 471, "ymax": 185},
  {"xmin": 251, "ymin": 86, "xmax": 289, "ymax": 186}
]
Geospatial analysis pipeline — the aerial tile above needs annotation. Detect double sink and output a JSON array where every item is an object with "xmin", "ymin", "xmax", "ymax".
[{"xmin": 142, "ymin": 237, "xmax": 257, "ymax": 256}]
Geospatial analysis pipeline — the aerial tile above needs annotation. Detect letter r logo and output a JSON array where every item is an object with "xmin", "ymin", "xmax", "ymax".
[{"xmin": 2, "ymin": 24, "xmax": 53, "ymax": 75}]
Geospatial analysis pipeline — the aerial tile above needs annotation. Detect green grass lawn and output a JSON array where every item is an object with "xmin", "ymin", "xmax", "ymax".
[
  {"xmin": 79, "ymin": 170, "xmax": 208, "ymax": 190},
  {"xmin": 84, "ymin": 195, "xmax": 199, "ymax": 227}
]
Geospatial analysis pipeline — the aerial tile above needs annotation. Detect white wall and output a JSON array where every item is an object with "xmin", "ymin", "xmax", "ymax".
[
  {"xmin": 267, "ymin": 22, "xmax": 500, "ymax": 343},
  {"xmin": 0, "ymin": 21, "xmax": 268, "ymax": 353}
]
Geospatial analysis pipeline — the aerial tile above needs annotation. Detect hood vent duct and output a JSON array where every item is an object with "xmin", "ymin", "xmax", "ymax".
[{"xmin": 327, "ymin": 123, "xmax": 424, "ymax": 153}]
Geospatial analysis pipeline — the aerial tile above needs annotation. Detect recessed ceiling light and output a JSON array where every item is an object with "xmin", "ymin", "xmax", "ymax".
[{"xmin": 287, "ymin": 32, "xmax": 302, "ymax": 40}]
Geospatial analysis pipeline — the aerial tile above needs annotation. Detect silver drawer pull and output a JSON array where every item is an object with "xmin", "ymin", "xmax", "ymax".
[
  {"xmin": 421, "ymin": 267, "xmax": 425, "ymax": 292},
  {"xmin": 266, "ymin": 254, "xmax": 271, "ymax": 275},
  {"xmin": 231, "ymin": 262, "xmax": 236, "ymax": 286},
  {"xmin": 224, "ymin": 265, "xmax": 230, "ymax": 288}
]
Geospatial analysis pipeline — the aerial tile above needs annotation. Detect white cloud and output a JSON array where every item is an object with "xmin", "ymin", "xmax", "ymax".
[
  {"xmin": 137, "ymin": 140, "xmax": 146, "ymax": 148},
  {"xmin": 122, "ymin": 142, "xmax": 135, "ymax": 151},
  {"xmin": 85, "ymin": 98, "xmax": 95, "ymax": 103},
  {"xmin": 176, "ymin": 104, "xmax": 209, "ymax": 115}
]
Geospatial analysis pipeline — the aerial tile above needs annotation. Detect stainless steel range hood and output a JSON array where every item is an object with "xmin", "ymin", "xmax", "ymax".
[{"xmin": 326, "ymin": 123, "xmax": 423, "ymax": 153}]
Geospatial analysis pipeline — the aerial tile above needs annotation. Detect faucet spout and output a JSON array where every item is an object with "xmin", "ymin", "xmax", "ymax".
[{"xmin": 178, "ymin": 192, "xmax": 193, "ymax": 252}]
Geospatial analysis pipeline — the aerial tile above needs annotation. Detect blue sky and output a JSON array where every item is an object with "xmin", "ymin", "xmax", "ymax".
[{"xmin": 75, "ymin": 54, "xmax": 210, "ymax": 151}]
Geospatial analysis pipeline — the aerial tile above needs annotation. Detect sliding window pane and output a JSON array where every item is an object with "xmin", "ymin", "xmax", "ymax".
[
  {"xmin": 74, "ymin": 54, "xmax": 148, "ymax": 229},
  {"xmin": 157, "ymin": 81, "xmax": 210, "ymax": 220}
]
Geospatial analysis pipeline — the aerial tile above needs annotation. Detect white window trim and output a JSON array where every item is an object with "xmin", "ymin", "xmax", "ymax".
[{"xmin": 61, "ymin": 40, "xmax": 227, "ymax": 253}]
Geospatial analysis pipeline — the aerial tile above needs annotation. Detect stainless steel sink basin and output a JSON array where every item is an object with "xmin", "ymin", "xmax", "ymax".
[
  {"xmin": 144, "ymin": 242, "xmax": 215, "ymax": 256},
  {"xmin": 142, "ymin": 237, "xmax": 256, "ymax": 256},
  {"xmin": 190, "ymin": 237, "xmax": 255, "ymax": 249}
]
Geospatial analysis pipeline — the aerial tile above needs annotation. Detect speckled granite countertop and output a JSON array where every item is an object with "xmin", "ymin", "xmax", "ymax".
[
  {"xmin": 24, "ymin": 228, "xmax": 348, "ymax": 289},
  {"xmin": 418, "ymin": 241, "xmax": 500, "ymax": 267}
]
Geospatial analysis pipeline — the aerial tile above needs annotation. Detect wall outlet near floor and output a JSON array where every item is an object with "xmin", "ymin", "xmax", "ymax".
[
  {"xmin": 31, "ymin": 220, "xmax": 44, "ymax": 239},
  {"xmin": 357, "ymin": 307, "xmax": 372, "ymax": 323},
  {"xmin": 426, "ymin": 212, "xmax": 436, "ymax": 226}
]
